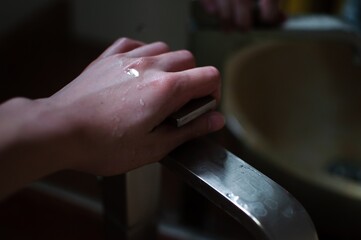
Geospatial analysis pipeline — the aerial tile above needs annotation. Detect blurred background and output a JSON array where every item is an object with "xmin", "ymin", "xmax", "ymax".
[{"xmin": 0, "ymin": 0, "xmax": 360, "ymax": 240}]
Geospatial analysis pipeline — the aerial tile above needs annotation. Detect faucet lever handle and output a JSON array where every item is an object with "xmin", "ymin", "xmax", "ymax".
[{"xmin": 163, "ymin": 138, "xmax": 318, "ymax": 240}]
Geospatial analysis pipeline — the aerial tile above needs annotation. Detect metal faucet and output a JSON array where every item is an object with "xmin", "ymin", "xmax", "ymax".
[{"xmin": 102, "ymin": 137, "xmax": 318, "ymax": 240}]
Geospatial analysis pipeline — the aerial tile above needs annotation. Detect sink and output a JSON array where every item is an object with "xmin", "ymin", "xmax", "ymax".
[
  {"xmin": 223, "ymin": 30, "xmax": 361, "ymax": 201},
  {"xmin": 221, "ymin": 29, "xmax": 361, "ymax": 239},
  {"xmin": 189, "ymin": 13, "xmax": 361, "ymax": 238}
]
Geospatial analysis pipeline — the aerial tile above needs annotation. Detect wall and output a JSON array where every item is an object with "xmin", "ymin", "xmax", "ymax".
[
  {"xmin": 70, "ymin": 0, "xmax": 190, "ymax": 49},
  {"xmin": 0, "ymin": 0, "xmax": 191, "ymax": 49},
  {"xmin": 0, "ymin": 0, "xmax": 59, "ymax": 34}
]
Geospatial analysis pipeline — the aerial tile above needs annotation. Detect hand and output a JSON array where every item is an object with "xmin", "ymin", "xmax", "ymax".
[
  {"xmin": 200, "ymin": 0, "xmax": 283, "ymax": 30},
  {"xmin": 49, "ymin": 38, "xmax": 224, "ymax": 175}
]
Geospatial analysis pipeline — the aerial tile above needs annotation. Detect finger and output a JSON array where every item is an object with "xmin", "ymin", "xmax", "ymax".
[
  {"xmin": 126, "ymin": 41, "xmax": 170, "ymax": 58},
  {"xmin": 155, "ymin": 50, "xmax": 196, "ymax": 72},
  {"xmin": 144, "ymin": 66, "xmax": 221, "ymax": 130},
  {"xmin": 99, "ymin": 38, "xmax": 145, "ymax": 58},
  {"xmin": 174, "ymin": 66, "xmax": 222, "ymax": 102},
  {"xmin": 153, "ymin": 111, "xmax": 225, "ymax": 154}
]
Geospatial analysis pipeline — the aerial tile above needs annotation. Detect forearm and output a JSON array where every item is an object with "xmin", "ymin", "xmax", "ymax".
[{"xmin": 0, "ymin": 98, "xmax": 75, "ymax": 199}]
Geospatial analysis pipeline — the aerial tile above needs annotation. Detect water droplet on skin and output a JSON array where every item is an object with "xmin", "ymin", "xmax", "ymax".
[
  {"xmin": 136, "ymin": 83, "xmax": 145, "ymax": 90},
  {"xmin": 111, "ymin": 117, "xmax": 124, "ymax": 137},
  {"xmin": 125, "ymin": 68, "xmax": 140, "ymax": 77},
  {"xmin": 139, "ymin": 98, "xmax": 145, "ymax": 106},
  {"xmin": 226, "ymin": 192, "xmax": 239, "ymax": 201},
  {"xmin": 123, "ymin": 86, "xmax": 131, "ymax": 95}
]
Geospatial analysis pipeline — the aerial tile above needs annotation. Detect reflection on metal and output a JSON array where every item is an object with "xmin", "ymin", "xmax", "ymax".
[{"xmin": 163, "ymin": 138, "xmax": 318, "ymax": 240}]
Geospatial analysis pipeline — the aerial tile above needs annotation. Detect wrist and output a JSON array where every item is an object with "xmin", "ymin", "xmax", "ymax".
[
  {"xmin": 2, "ymin": 97, "xmax": 82, "ymax": 173},
  {"xmin": 30, "ymin": 97, "xmax": 88, "ymax": 171},
  {"xmin": 0, "ymin": 97, "xmax": 84, "ymax": 198}
]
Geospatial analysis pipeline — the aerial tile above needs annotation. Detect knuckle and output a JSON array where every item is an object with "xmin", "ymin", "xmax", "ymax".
[
  {"xmin": 138, "ymin": 56, "xmax": 156, "ymax": 67},
  {"xmin": 115, "ymin": 37, "xmax": 140, "ymax": 48},
  {"xmin": 155, "ymin": 74, "xmax": 180, "ymax": 94},
  {"xmin": 114, "ymin": 52, "xmax": 126, "ymax": 61},
  {"xmin": 161, "ymin": 74, "xmax": 177, "ymax": 89},
  {"xmin": 122, "ymin": 56, "xmax": 156, "ymax": 69}
]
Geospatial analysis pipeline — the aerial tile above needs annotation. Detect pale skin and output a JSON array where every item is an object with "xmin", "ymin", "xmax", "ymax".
[
  {"xmin": 0, "ymin": 0, "xmax": 282, "ymax": 199},
  {"xmin": 0, "ymin": 38, "xmax": 224, "ymax": 199}
]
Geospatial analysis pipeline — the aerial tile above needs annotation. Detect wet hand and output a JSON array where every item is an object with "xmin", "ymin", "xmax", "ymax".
[{"xmin": 49, "ymin": 38, "xmax": 224, "ymax": 175}]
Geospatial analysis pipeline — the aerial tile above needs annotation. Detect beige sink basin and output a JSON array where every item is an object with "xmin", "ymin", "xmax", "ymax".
[{"xmin": 223, "ymin": 31, "xmax": 361, "ymax": 200}]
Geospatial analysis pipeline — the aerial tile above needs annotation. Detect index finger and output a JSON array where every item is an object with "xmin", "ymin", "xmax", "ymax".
[{"xmin": 152, "ymin": 66, "xmax": 221, "ymax": 126}]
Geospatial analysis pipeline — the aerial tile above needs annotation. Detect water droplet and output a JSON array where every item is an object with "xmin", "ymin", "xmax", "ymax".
[
  {"xmin": 136, "ymin": 83, "xmax": 145, "ymax": 90},
  {"xmin": 252, "ymin": 203, "xmax": 267, "ymax": 217},
  {"xmin": 125, "ymin": 68, "xmax": 140, "ymax": 77},
  {"xmin": 111, "ymin": 117, "xmax": 124, "ymax": 137},
  {"xmin": 226, "ymin": 192, "xmax": 239, "ymax": 202},
  {"xmin": 264, "ymin": 199, "xmax": 278, "ymax": 210},
  {"xmin": 282, "ymin": 207, "xmax": 294, "ymax": 218},
  {"xmin": 139, "ymin": 98, "xmax": 145, "ymax": 106},
  {"xmin": 123, "ymin": 86, "xmax": 131, "ymax": 94}
]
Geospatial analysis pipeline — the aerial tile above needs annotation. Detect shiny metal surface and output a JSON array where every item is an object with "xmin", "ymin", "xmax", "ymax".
[{"xmin": 163, "ymin": 138, "xmax": 318, "ymax": 240}]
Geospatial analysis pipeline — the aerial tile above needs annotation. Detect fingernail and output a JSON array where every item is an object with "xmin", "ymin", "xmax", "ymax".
[{"xmin": 208, "ymin": 112, "xmax": 225, "ymax": 131}]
